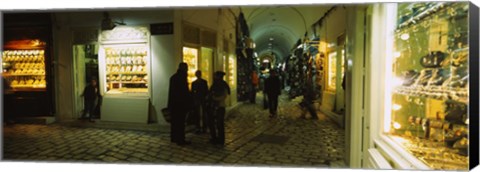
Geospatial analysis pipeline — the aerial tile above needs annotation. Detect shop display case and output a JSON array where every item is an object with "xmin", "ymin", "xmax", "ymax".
[
  {"xmin": 382, "ymin": 2, "xmax": 469, "ymax": 170},
  {"xmin": 98, "ymin": 26, "xmax": 151, "ymax": 123},
  {"xmin": 200, "ymin": 47, "xmax": 213, "ymax": 85},
  {"xmin": 228, "ymin": 55, "xmax": 236, "ymax": 89},
  {"xmin": 2, "ymin": 13, "xmax": 55, "ymax": 117},
  {"xmin": 2, "ymin": 47, "xmax": 47, "ymax": 90},
  {"xmin": 327, "ymin": 51, "xmax": 337, "ymax": 91},
  {"xmin": 104, "ymin": 46, "xmax": 148, "ymax": 94},
  {"xmin": 99, "ymin": 26, "xmax": 150, "ymax": 95},
  {"xmin": 183, "ymin": 47, "xmax": 198, "ymax": 87}
]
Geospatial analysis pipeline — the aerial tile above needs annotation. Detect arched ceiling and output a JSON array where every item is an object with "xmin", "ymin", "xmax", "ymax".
[{"xmin": 240, "ymin": 5, "xmax": 332, "ymax": 63}]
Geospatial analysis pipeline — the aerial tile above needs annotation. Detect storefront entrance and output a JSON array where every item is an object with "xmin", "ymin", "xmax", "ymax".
[{"xmin": 72, "ymin": 44, "xmax": 100, "ymax": 120}]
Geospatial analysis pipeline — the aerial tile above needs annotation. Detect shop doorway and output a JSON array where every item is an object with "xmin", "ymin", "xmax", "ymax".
[{"xmin": 73, "ymin": 44, "xmax": 100, "ymax": 119}]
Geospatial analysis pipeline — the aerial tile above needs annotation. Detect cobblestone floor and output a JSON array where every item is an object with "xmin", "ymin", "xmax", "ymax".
[{"xmin": 2, "ymin": 93, "xmax": 346, "ymax": 168}]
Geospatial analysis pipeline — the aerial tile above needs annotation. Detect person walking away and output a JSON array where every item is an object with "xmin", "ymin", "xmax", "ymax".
[
  {"xmin": 264, "ymin": 69, "xmax": 281, "ymax": 118},
  {"xmin": 191, "ymin": 70, "xmax": 209, "ymax": 134},
  {"xmin": 207, "ymin": 71, "xmax": 230, "ymax": 146},
  {"xmin": 250, "ymin": 71, "xmax": 259, "ymax": 103},
  {"xmin": 81, "ymin": 78, "xmax": 100, "ymax": 122},
  {"xmin": 299, "ymin": 82, "xmax": 318, "ymax": 119},
  {"xmin": 168, "ymin": 62, "xmax": 194, "ymax": 146}
]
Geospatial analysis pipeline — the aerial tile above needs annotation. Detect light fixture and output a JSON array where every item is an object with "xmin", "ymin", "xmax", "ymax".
[
  {"xmin": 400, "ymin": 33, "xmax": 410, "ymax": 40},
  {"xmin": 392, "ymin": 104, "xmax": 402, "ymax": 111},
  {"xmin": 393, "ymin": 122, "xmax": 401, "ymax": 129},
  {"xmin": 101, "ymin": 12, "xmax": 126, "ymax": 31},
  {"xmin": 270, "ymin": 37, "xmax": 274, "ymax": 41}
]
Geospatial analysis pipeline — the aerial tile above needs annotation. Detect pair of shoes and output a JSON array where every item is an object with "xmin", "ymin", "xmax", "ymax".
[{"xmin": 176, "ymin": 141, "xmax": 191, "ymax": 146}]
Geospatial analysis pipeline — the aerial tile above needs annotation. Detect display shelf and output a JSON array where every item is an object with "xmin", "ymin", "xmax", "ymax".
[
  {"xmin": 102, "ymin": 45, "xmax": 149, "ymax": 94},
  {"xmin": 383, "ymin": 2, "xmax": 470, "ymax": 170},
  {"xmin": 106, "ymin": 72, "xmax": 147, "ymax": 75},
  {"xmin": 390, "ymin": 135, "xmax": 468, "ymax": 170},
  {"xmin": 108, "ymin": 81, "xmax": 147, "ymax": 84},
  {"xmin": 3, "ymin": 73, "xmax": 45, "ymax": 76},
  {"xmin": 394, "ymin": 86, "xmax": 468, "ymax": 104},
  {"xmin": 11, "ymin": 85, "xmax": 46, "ymax": 88}
]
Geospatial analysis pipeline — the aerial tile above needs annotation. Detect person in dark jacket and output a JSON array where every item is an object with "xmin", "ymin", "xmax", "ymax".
[
  {"xmin": 191, "ymin": 70, "xmax": 209, "ymax": 134},
  {"xmin": 264, "ymin": 69, "xmax": 281, "ymax": 118},
  {"xmin": 168, "ymin": 62, "xmax": 193, "ymax": 146},
  {"xmin": 207, "ymin": 71, "xmax": 230, "ymax": 146},
  {"xmin": 81, "ymin": 78, "xmax": 100, "ymax": 122}
]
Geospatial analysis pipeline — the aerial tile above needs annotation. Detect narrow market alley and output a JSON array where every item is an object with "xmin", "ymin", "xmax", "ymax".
[{"xmin": 2, "ymin": 92, "xmax": 346, "ymax": 168}]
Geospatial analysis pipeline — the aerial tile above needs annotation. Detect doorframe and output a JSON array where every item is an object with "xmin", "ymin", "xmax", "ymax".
[{"xmin": 70, "ymin": 27, "xmax": 99, "ymax": 119}]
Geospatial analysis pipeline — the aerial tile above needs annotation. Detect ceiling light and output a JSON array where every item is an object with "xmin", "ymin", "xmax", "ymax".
[{"xmin": 270, "ymin": 38, "xmax": 274, "ymax": 41}]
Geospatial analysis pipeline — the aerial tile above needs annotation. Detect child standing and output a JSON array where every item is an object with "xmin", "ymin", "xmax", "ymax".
[{"xmin": 81, "ymin": 78, "xmax": 99, "ymax": 122}]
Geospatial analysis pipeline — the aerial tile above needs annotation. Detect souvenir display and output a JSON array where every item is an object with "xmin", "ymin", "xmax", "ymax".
[
  {"xmin": 236, "ymin": 52, "xmax": 254, "ymax": 101},
  {"xmin": 2, "ymin": 49, "xmax": 47, "ymax": 89},
  {"xmin": 286, "ymin": 48, "xmax": 307, "ymax": 99},
  {"xmin": 388, "ymin": 2, "xmax": 469, "ymax": 170},
  {"xmin": 104, "ymin": 47, "xmax": 148, "ymax": 93}
]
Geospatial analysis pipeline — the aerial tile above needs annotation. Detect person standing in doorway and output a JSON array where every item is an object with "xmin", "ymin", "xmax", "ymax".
[
  {"xmin": 81, "ymin": 78, "xmax": 100, "ymax": 122},
  {"xmin": 207, "ymin": 71, "xmax": 230, "ymax": 146},
  {"xmin": 264, "ymin": 69, "xmax": 281, "ymax": 118},
  {"xmin": 191, "ymin": 70, "xmax": 209, "ymax": 134},
  {"xmin": 168, "ymin": 62, "xmax": 193, "ymax": 146}
]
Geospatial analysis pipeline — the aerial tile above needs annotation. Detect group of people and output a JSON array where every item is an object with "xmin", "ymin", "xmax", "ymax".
[
  {"xmin": 250, "ymin": 69, "xmax": 282, "ymax": 118},
  {"xmin": 251, "ymin": 68, "xmax": 318, "ymax": 119},
  {"xmin": 167, "ymin": 62, "xmax": 230, "ymax": 146}
]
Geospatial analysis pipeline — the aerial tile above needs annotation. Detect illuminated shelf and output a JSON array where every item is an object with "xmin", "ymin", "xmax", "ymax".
[
  {"xmin": 394, "ymin": 86, "xmax": 468, "ymax": 104},
  {"xmin": 108, "ymin": 81, "xmax": 147, "ymax": 84},
  {"xmin": 11, "ymin": 85, "xmax": 46, "ymax": 88},
  {"xmin": 3, "ymin": 73, "xmax": 45, "ymax": 76},
  {"xmin": 106, "ymin": 72, "xmax": 147, "ymax": 75}
]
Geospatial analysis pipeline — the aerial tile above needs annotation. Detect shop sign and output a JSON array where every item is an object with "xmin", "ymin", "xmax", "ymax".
[{"xmin": 150, "ymin": 23, "xmax": 174, "ymax": 35}]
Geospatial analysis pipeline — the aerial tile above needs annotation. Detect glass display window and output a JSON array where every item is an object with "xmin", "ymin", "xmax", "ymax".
[
  {"xmin": 2, "ymin": 42, "xmax": 47, "ymax": 90},
  {"xmin": 228, "ymin": 55, "xmax": 236, "ymax": 89},
  {"xmin": 183, "ymin": 47, "xmax": 198, "ymax": 88},
  {"xmin": 103, "ymin": 45, "xmax": 149, "ymax": 94},
  {"xmin": 383, "ymin": 2, "xmax": 469, "ymax": 170},
  {"xmin": 327, "ymin": 51, "xmax": 337, "ymax": 91},
  {"xmin": 200, "ymin": 47, "xmax": 213, "ymax": 86}
]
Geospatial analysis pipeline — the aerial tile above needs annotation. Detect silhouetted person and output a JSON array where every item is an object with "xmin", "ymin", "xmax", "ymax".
[
  {"xmin": 81, "ymin": 78, "xmax": 100, "ymax": 122},
  {"xmin": 264, "ymin": 69, "xmax": 281, "ymax": 118},
  {"xmin": 191, "ymin": 70, "xmax": 209, "ymax": 134},
  {"xmin": 207, "ymin": 71, "xmax": 230, "ymax": 146},
  {"xmin": 250, "ymin": 71, "xmax": 259, "ymax": 103},
  {"xmin": 168, "ymin": 62, "xmax": 193, "ymax": 146},
  {"xmin": 299, "ymin": 82, "xmax": 318, "ymax": 120}
]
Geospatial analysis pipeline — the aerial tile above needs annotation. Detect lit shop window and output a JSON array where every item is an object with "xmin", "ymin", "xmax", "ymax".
[
  {"xmin": 183, "ymin": 47, "xmax": 198, "ymax": 88},
  {"xmin": 327, "ymin": 51, "xmax": 337, "ymax": 91},
  {"xmin": 384, "ymin": 2, "xmax": 469, "ymax": 170}
]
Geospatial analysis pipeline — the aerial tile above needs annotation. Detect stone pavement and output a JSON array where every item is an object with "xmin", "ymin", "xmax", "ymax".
[{"xmin": 2, "ymin": 93, "xmax": 346, "ymax": 168}]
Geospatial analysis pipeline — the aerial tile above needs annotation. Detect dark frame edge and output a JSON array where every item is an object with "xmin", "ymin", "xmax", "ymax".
[{"xmin": 469, "ymin": 2, "xmax": 479, "ymax": 171}]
